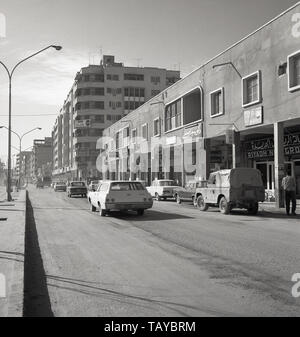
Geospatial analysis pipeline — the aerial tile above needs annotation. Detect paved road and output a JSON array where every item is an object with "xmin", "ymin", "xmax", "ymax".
[{"xmin": 27, "ymin": 186, "xmax": 300, "ymax": 317}]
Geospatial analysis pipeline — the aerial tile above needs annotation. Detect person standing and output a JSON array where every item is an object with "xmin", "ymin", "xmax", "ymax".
[{"xmin": 282, "ymin": 170, "xmax": 297, "ymax": 216}]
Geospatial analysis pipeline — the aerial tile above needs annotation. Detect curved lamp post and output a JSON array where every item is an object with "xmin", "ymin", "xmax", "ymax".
[
  {"xmin": 0, "ymin": 126, "xmax": 42, "ymax": 188},
  {"xmin": 0, "ymin": 45, "xmax": 62, "ymax": 201}
]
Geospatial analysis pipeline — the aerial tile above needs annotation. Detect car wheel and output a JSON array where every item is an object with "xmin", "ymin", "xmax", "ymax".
[
  {"xmin": 176, "ymin": 195, "xmax": 182, "ymax": 204},
  {"xmin": 155, "ymin": 193, "xmax": 161, "ymax": 201},
  {"xmin": 247, "ymin": 202, "xmax": 259, "ymax": 215},
  {"xmin": 98, "ymin": 204, "xmax": 106, "ymax": 217},
  {"xmin": 90, "ymin": 203, "xmax": 96, "ymax": 212},
  {"xmin": 197, "ymin": 195, "xmax": 209, "ymax": 211},
  {"xmin": 219, "ymin": 197, "xmax": 231, "ymax": 215},
  {"xmin": 137, "ymin": 209, "xmax": 144, "ymax": 216},
  {"xmin": 192, "ymin": 196, "xmax": 197, "ymax": 207}
]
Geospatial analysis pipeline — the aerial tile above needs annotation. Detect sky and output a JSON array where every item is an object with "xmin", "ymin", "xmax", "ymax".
[{"xmin": 0, "ymin": 0, "xmax": 299, "ymax": 163}]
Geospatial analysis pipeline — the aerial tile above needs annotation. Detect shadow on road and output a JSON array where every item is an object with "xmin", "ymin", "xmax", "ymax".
[
  {"xmin": 107, "ymin": 210, "xmax": 194, "ymax": 221},
  {"xmin": 23, "ymin": 193, "xmax": 54, "ymax": 317}
]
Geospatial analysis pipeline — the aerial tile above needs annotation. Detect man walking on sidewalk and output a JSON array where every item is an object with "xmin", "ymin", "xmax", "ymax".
[{"xmin": 282, "ymin": 170, "xmax": 297, "ymax": 216}]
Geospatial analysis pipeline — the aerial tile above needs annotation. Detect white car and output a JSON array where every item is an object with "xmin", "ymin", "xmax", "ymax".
[
  {"xmin": 88, "ymin": 181, "xmax": 153, "ymax": 216},
  {"xmin": 147, "ymin": 180, "xmax": 179, "ymax": 201}
]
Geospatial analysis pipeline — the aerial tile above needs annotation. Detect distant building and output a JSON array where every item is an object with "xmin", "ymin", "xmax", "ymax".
[
  {"xmin": 16, "ymin": 151, "xmax": 33, "ymax": 184},
  {"xmin": 52, "ymin": 55, "xmax": 180, "ymax": 180},
  {"xmin": 31, "ymin": 138, "xmax": 53, "ymax": 179}
]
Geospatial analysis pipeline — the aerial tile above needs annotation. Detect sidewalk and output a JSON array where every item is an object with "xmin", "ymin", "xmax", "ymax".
[
  {"xmin": 259, "ymin": 200, "xmax": 300, "ymax": 214},
  {"xmin": 0, "ymin": 190, "xmax": 27, "ymax": 317}
]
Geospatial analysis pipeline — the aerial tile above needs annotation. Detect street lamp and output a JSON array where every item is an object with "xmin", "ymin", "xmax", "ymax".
[
  {"xmin": 0, "ymin": 45, "xmax": 62, "ymax": 201},
  {"xmin": 0, "ymin": 126, "xmax": 41, "ymax": 188}
]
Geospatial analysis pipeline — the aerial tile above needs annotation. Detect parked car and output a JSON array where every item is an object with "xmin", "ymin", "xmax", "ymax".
[
  {"xmin": 88, "ymin": 181, "xmax": 153, "ymax": 216},
  {"xmin": 36, "ymin": 180, "xmax": 44, "ymax": 189},
  {"xmin": 174, "ymin": 181, "xmax": 203, "ymax": 205},
  {"xmin": 54, "ymin": 182, "xmax": 67, "ymax": 192},
  {"xmin": 67, "ymin": 181, "xmax": 87, "ymax": 198},
  {"xmin": 195, "ymin": 168, "xmax": 265, "ymax": 215},
  {"xmin": 147, "ymin": 180, "xmax": 179, "ymax": 201}
]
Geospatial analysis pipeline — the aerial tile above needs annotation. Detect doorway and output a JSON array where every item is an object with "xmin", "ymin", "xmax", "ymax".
[{"xmin": 255, "ymin": 162, "xmax": 275, "ymax": 191}]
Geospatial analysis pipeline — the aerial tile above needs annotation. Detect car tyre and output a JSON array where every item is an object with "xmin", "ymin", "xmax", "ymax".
[
  {"xmin": 247, "ymin": 202, "xmax": 259, "ymax": 215},
  {"xmin": 219, "ymin": 197, "xmax": 231, "ymax": 215},
  {"xmin": 197, "ymin": 195, "xmax": 209, "ymax": 211},
  {"xmin": 98, "ymin": 204, "xmax": 106, "ymax": 217},
  {"xmin": 90, "ymin": 203, "xmax": 96, "ymax": 212},
  {"xmin": 137, "ymin": 209, "xmax": 144, "ymax": 216}
]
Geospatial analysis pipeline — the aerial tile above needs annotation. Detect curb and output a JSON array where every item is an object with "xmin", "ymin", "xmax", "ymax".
[{"xmin": 5, "ymin": 190, "xmax": 27, "ymax": 317}]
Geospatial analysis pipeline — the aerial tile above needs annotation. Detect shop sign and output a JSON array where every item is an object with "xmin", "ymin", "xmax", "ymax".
[
  {"xmin": 184, "ymin": 123, "xmax": 203, "ymax": 138},
  {"xmin": 244, "ymin": 107, "xmax": 263, "ymax": 127},
  {"xmin": 74, "ymin": 119, "xmax": 92, "ymax": 128},
  {"xmin": 246, "ymin": 133, "xmax": 300, "ymax": 159},
  {"xmin": 166, "ymin": 136, "xmax": 177, "ymax": 145}
]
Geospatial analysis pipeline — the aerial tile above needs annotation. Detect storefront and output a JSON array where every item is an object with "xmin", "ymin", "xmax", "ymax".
[{"xmin": 244, "ymin": 131, "xmax": 300, "ymax": 199}]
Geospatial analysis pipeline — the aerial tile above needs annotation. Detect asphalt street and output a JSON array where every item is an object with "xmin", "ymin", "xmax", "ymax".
[{"xmin": 26, "ymin": 186, "xmax": 300, "ymax": 317}]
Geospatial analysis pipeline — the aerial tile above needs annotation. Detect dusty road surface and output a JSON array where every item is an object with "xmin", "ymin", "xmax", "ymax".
[{"xmin": 25, "ymin": 185, "xmax": 300, "ymax": 317}]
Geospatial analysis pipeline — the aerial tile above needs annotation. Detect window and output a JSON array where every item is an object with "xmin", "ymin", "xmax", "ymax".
[
  {"xmin": 94, "ymin": 101, "xmax": 105, "ymax": 109},
  {"xmin": 94, "ymin": 115, "xmax": 104, "ymax": 123},
  {"xmin": 151, "ymin": 76, "xmax": 160, "ymax": 84},
  {"xmin": 107, "ymin": 74, "xmax": 112, "ymax": 80},
  {"xmin": 242, "ymin": 71, "xmax": 261, "ymax": 107},
  {"xmin": 142, "ymin": 124, "xmax": 148, "ymax": 141},
  {"xmin": 94, "ymin": 88, "xmax": 104, "ymax": 95},
  {"xmin": 132, "ymin": 129, "xmax": 137, "ymax": 143},
  {"xmin": 153, "ymin": 118, "xmax": 160, "ymax": 137},
  {"xmin": 165, "ymin": 99, "xmax": 182, "ymax": 132},
  {"xmin": 94, "ymin": 74, "xmax": 104, "ymax": 82},
  {"xmin": 288, "ymin": 50, "xmax": 300, "ymax": 92},
  {"xmin": 124, "ymin": 73, "xmax": 144, "ymax": 81},
  {"xmin": 210, "ymin": 88, "xmax": 224, "ymax": 117},
  {"xmin": 107, "ymin": 114, "xmax": 112, "ymax": 121},
  {"xmin": 112, "ymin": 75, "xmax": 119, "ymax": 81}
]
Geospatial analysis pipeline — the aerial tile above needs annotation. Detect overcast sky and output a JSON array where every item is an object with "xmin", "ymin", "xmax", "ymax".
[{"xmin": 0, "ymin": 0, "xmax": 298, "ymax": 162}]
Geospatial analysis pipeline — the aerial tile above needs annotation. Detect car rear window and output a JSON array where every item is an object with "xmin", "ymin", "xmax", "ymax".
[
  {"xmin": 71, "ymin": 182, "xmax": 85, "ymax": 187},
  {"xmin": 159, "ymin": 181, "xmax": 176, "ymax": 187},
  {"xmin": 110, "ymin": 182, "xmax": 145, "ymax": 191}
]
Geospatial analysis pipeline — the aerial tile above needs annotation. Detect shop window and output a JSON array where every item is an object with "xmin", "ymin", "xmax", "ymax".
[
  {"xmin": 210, "ymin": 88, "xmax": 224, "ymax": 118},
  {"xmin": 242, "ymin": 71, "xmax": 261, "ymax": 108},
  {"xmin": 288, "ymin": 50, "xmax": 300, "ymax": 92}
]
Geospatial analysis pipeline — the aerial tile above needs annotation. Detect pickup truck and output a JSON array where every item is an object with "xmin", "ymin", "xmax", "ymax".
[
  {"xmin": 147, "ymin": 180, "xmax": 179, "ymax": 201},
  {"xmin": 195, "ymin": 168, "xmax": 265, "ymax": 215},
  {"xmin": 88, "ymin": 181, "xmax": 153, "ymax": 216}
]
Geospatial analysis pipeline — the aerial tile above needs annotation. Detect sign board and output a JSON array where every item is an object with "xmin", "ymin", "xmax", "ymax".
[
  {"xmin": 184, "ymin": 123, "xmax": 203, "ymax": 138},
  {"xmin": 244, "ymin": 107, "xmax": 263, "ymax": 127},
  {"xmin": 245, "ymin": 133, "xmax": 300, "ymax": 159},
  {"xmin": 74, "ymin": 119, "xmax": 92, "ymax": 128},
  {"xmin": 166, "ymin": 136, "xmax": 177, "ymax": 146}
]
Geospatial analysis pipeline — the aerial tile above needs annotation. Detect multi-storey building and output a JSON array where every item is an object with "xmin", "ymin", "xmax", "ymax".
[
  {"xmin": 100, "ymin": 2, "xmax": 300, "ymax": 208},
  {"xmin": 31, "ymin": 137, "xmax": 53, "ymax": 179},
  {"xmin": 52, "ymin": 55, "xmax": 180, "ymax": 181},
  {"xmin": 16, "ymin": 151, "xmax": 33, "ymax": 184}
]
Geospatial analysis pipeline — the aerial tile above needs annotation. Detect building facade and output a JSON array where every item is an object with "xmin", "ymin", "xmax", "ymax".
[
  {"xmin": 31, "ymin": 137, "xmax": 53, "ymax": 179},
  {"xmin": 16, "ymin": 151, "xmax": 33, "ymax": 184},
  {"xmin": 52, "ymin": 55, "xmax": 180, "ymax": 181},
  {"xmin": 99, "ymin": 3, "xmax": 300, "ymax": 207}
]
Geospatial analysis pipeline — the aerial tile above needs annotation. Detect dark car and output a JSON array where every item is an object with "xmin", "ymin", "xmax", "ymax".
[
  {"xmin": 54, "ymin": 182, "xmax": 67, "ymax": 192},
  {"xmin": 67, "ymin": 181, "xmax": 87, "ymax": 198},
  {"xmin": 174, "ymin": 181, "xmax": 202, "ymax": 205}
]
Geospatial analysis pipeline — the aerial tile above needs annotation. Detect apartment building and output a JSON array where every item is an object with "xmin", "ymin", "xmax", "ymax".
[
  {"xmin": 100, "ymin": 2, "xmax": 300, "ymax": 208},
  {"xmin": 31, "ymin": 137, "xmax": 53, "ymax": 179},
  {"xmin": 16, "ymin": 151, "xmax": 33, "ymax": 184},
  {"xmin": 52, "ymin": 55, "xmax": 180, "ymax": 181}
]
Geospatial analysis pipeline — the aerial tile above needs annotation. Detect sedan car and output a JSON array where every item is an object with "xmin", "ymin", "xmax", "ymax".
[
  {"xmin": 54, "ymin": 182, "xmax": 67, "ymax": 192},
  {"xmin": 88, "ymin": 181, "xmax": 153, "ymax": 216},
  {"xmin": 67, "ymin": 181, "xmax": 87, "ymax": 198},
  {"xmin": 174, "ymin": 181, "xmax": 201, "ymax": 205}
]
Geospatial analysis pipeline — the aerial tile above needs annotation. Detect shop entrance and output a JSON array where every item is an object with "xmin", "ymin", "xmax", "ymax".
[{"xmin": 255, "ymin": 162, "xmax": 275, "ymax": 193}]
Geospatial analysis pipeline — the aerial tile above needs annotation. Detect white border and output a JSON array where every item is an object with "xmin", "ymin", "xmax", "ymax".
[
  {"xmin": 288, "ymin": 49, "xmax": 300, "ymax": 92},
  {"xmin": 242, "ymin": 70, "xmax": 262, "ymax": 108},
  {"xmin": 210, "ymin": 87, "xmax": 225, "ymax": 118}
]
